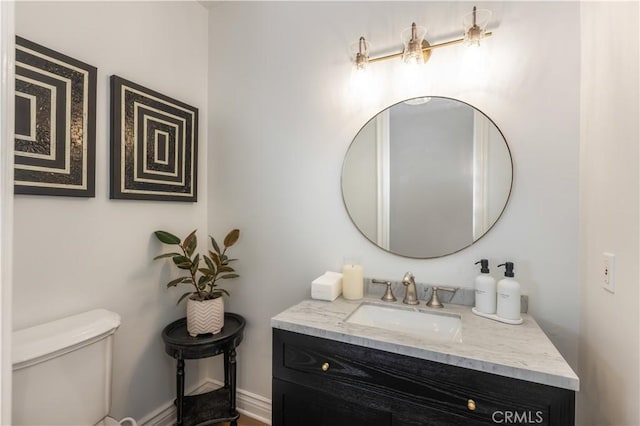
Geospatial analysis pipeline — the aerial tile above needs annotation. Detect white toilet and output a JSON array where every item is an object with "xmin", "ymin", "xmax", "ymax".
[{"xmin": 12, "ymin": 309, "xmax": 136, "ymax": 426}]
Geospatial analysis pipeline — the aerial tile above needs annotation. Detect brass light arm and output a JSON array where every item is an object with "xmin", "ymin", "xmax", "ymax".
[{"xmin": 368, "ymin": 31, "xmax": 493, "ymax": 64}]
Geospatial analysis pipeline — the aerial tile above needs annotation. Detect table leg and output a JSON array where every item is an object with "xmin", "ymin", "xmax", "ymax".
[
  {"xmin": 176, "ymin": 358, "xmax": 185, "ymax": 426},
  {"xmin": 229, "ymin": 348, "xmax": 238, "ymax": 426},
  {"xmin": 224, "ymin": 349, "xmax": 230, "ymax": 388}
]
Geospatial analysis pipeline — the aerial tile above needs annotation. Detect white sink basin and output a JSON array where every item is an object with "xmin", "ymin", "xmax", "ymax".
[{"xmin": 346, "ymin": 303, "xmax": 462, "ymax": 342}]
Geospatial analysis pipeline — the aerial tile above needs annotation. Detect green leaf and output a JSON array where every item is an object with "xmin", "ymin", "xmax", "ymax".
[
  {"xmin": 154, "ymin": 231, "xmax": 181, "ymax": 245},
  {"xmin": 211, "ymin": 288, "xmax": 231, "ymax": 298},
  {"xmin": 153, "ymin": 252, "xmax": 181, "ymax": 260},
  {"xmin": 198, "ymin": 268, "xmax": 214, "ymax": 276},
  {"xmin": 184, "ymin": 230, "xmax": 198, "ymax": 257},
  {"xmin": 187, "ymin": 238, "xmax": 197, "ymax": 257},
  {"xmin": 218, "ymin": 266, "xmax": 234, "ymax": 273},
  {"xmin": 172, "ymin": 255, "xmax": 191, "ymax": 269},
  {"xmin": 220, "ymin": 254, "xmax": 228, "ymax": 264},
  {"xmin": 182, "ymin": 229, "xmax": 196, "ymax": 247},
  {"xmin": 166, "ymin": 277, "xmax": 189, "ymax": 288},
  {"xmin": 190, "ymin": 254, "xmax": 200, "ymax": 275},
  {"xmin": 210, "ymin": 236, "xmax": 221, "ymax": 255},
  {"xmin": 223, "ymin": 229, "xmax": 240, "ymax": 247},
  {"xmin": 220, "ymin": 273, "xmax": 239, "ymax": 279},
  {"xmin": 204, "ymin": 256, "xmax": 216, "ymax": 274},
  {"xmin": 172, "ymin": 255, "xmax": 191, "ymax": 264},
  {"xmin": 209, "ymin": 251, "xmax": 221, "ymax": 266},
  {"xmin": 176, "ymin": 291, "xmax": 193, "ymax": 305}
]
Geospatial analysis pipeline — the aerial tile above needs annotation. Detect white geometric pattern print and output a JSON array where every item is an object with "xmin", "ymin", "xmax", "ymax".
[
  {"xmin": 110, "ymin": 75, "xmax": 198, "ymax": 202},
  {"xmin": 14, "ymin": 36, "xmax": 96, "ymax": 196}
]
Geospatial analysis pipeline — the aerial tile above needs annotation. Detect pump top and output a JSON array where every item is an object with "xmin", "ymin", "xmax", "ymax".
[
  {"xmin": 475, "ymin": 259, "xmax": 490, "ymax": 273},
  {"xmin": 497, "ymin": 262, "xmax": 515, "ymax": 277}
]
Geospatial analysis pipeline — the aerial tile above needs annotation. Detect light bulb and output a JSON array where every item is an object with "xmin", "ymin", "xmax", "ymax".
[{"xmin": 348, "ymin": 37, "xmax": 379, "ymax": 105}]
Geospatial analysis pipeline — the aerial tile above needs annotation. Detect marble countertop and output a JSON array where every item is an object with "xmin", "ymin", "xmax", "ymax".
[{"xmin": 271, "ymin": 297, "xmax": 579, "ymax": 391}]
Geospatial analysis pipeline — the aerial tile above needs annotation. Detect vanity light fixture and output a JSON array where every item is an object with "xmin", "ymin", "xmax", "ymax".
[
  {"xmin": 353, "ymin": 6, "xmax": 493, "ymax": 71},
  {"xmin": 464, "ymin": 6, "xmax": 492, "ymax": 46},
  {"xmin": 354, "ymin": 36, "xmax": 370, "ymax": 70},
  {"xmin": 402, "ymin": 23, "xmax": 428, "ymax": 65}
]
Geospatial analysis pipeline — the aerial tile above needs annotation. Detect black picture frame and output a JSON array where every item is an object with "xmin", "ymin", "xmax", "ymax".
[
  {"xmin": 14, "ymin": 36, "xmax": 97, "ymax": 197},
  {"xmin": 110, "ymin": 75, "xmax": 198, "ymax": 202}
]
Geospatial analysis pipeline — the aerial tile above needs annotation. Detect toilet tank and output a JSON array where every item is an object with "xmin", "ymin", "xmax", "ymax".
[{"xmin": 12, "ymin": 309, "xmax": 121, "ymax": 426}]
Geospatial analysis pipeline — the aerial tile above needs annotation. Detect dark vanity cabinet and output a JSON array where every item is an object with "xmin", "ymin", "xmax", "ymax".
[{"xmin": 272, "ymin": 329, "xmax": 575, "ymax": 426}]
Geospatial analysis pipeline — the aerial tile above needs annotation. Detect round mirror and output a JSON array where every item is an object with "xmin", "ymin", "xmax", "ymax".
[{"xmin": 342, "ymin": 96, "xmax": 512, "ymax": 258}]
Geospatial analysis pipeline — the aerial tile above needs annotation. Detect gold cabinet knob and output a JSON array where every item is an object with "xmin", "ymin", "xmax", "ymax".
[
  {"xmin": 467, "ymin": 399, "xmax": 476, "ymax": 411},
  {"xmin": 321, "ymin": 362, "xmax": 330, "ymax": 372}
]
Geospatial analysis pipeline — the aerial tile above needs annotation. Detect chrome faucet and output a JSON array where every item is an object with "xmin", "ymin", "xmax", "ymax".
[{"xmin": 401, "ymin": 272, "xmax": 419, "ymax": 305}]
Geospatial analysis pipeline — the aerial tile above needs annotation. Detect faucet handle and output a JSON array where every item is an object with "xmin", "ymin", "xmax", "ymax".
[
  {"xmin": 426, "ymin": 286, "xmax": 457, "ymax": 308},
  {"xmin": 372, "ymin": 279, "xmax": 397, "ymax": 302}
]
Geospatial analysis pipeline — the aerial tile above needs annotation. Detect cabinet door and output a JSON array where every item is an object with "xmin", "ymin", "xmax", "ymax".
[
  {"xmin": 272, "ymin": 378, "xmax": 392, "ymax": 426},
  {"xmin": 273, "ymin": 329, "xmax": 575, "ymax": 426}
]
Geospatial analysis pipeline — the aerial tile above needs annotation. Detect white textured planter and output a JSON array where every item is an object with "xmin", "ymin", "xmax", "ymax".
[{"xmin": 186, "ymin": 296, "xmax": 224, "ymax": 337}]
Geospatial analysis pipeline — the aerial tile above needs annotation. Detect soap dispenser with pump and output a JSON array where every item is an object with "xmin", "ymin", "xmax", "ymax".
[
  {"xmin": 497, "ymin": 262, "xmax": 521, "ymax": 321},
  {"xmin": 474, "ymin": 259, "xmax": 496, "ymax": 314}
]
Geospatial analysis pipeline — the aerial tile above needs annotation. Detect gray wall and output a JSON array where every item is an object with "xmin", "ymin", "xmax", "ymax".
[{"xmin": 578, "ymin": 2, "xmax": 639, "ymax": 424}]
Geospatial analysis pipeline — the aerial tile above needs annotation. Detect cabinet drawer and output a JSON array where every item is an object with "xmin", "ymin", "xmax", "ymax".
[
  {"xmin": 273, "ymin": 329, "xmax": 574, "ymax": 425},
  {"xmin": 273, "ymin": 378, "xmax": 392, "ymax": 426}
]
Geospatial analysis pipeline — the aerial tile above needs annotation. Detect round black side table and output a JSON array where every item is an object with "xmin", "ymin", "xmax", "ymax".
[{"xmin": 162, "ymin": 313, "xmax": 246, "ymax": 426}]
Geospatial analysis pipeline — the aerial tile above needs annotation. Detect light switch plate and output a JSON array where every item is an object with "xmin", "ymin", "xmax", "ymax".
[{"xmin": 603, "ymin": 252, "xmax": 615, "ymax": 293}]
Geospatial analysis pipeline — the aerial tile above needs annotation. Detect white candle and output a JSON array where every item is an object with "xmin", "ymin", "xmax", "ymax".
[{"xmin": 342, "ymin": 264, "xmax": 364, "ymax": 300}]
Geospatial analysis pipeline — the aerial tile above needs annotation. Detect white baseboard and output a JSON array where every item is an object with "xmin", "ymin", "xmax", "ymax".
[
  {"xmin": 138, "ymin": 379, "xmax": 271, "ymax": 426},
  {"xmin": 209, "ymin": 378, "xmax": 272, "ymax": 425}
]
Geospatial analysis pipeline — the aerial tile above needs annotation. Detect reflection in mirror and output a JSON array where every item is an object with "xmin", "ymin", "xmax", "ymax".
[{"xmin": 342, "ymin": 97, "xmax": 512, "ymax": 258}]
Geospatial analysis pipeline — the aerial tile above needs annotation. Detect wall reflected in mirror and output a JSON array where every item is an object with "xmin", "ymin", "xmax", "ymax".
[{"xmin": 342, "ymin": 97, "xmax": 512, "ymax": 258}]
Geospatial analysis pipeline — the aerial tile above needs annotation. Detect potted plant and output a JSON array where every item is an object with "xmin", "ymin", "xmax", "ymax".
[{"xmin": 153, "ymin": 228, "xmax": 240, "ymax": 336}]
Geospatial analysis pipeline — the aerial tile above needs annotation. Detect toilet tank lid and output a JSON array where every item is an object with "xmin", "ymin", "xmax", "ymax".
[{"xmin": 13, "ymin": 309, "xmax": 121, "ymax": 367}]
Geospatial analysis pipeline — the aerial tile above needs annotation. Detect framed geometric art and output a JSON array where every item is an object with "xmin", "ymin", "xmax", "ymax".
[
  {"xmin": 14, "ymin": 36, "xmax": 97, "ymax": 197},
  {"xmin": 110, "ymin": 75, "xmax": 198, "ymax": 202}
]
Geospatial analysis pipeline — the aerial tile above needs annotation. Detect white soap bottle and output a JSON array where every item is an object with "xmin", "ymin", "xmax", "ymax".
[
  {"xmin": 474, "ymin": 259, "xmax": 496, "ymax": 314},
  {"xmin": 496, "ymin": 262, "xmax": 521, "ymax": 321}
]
